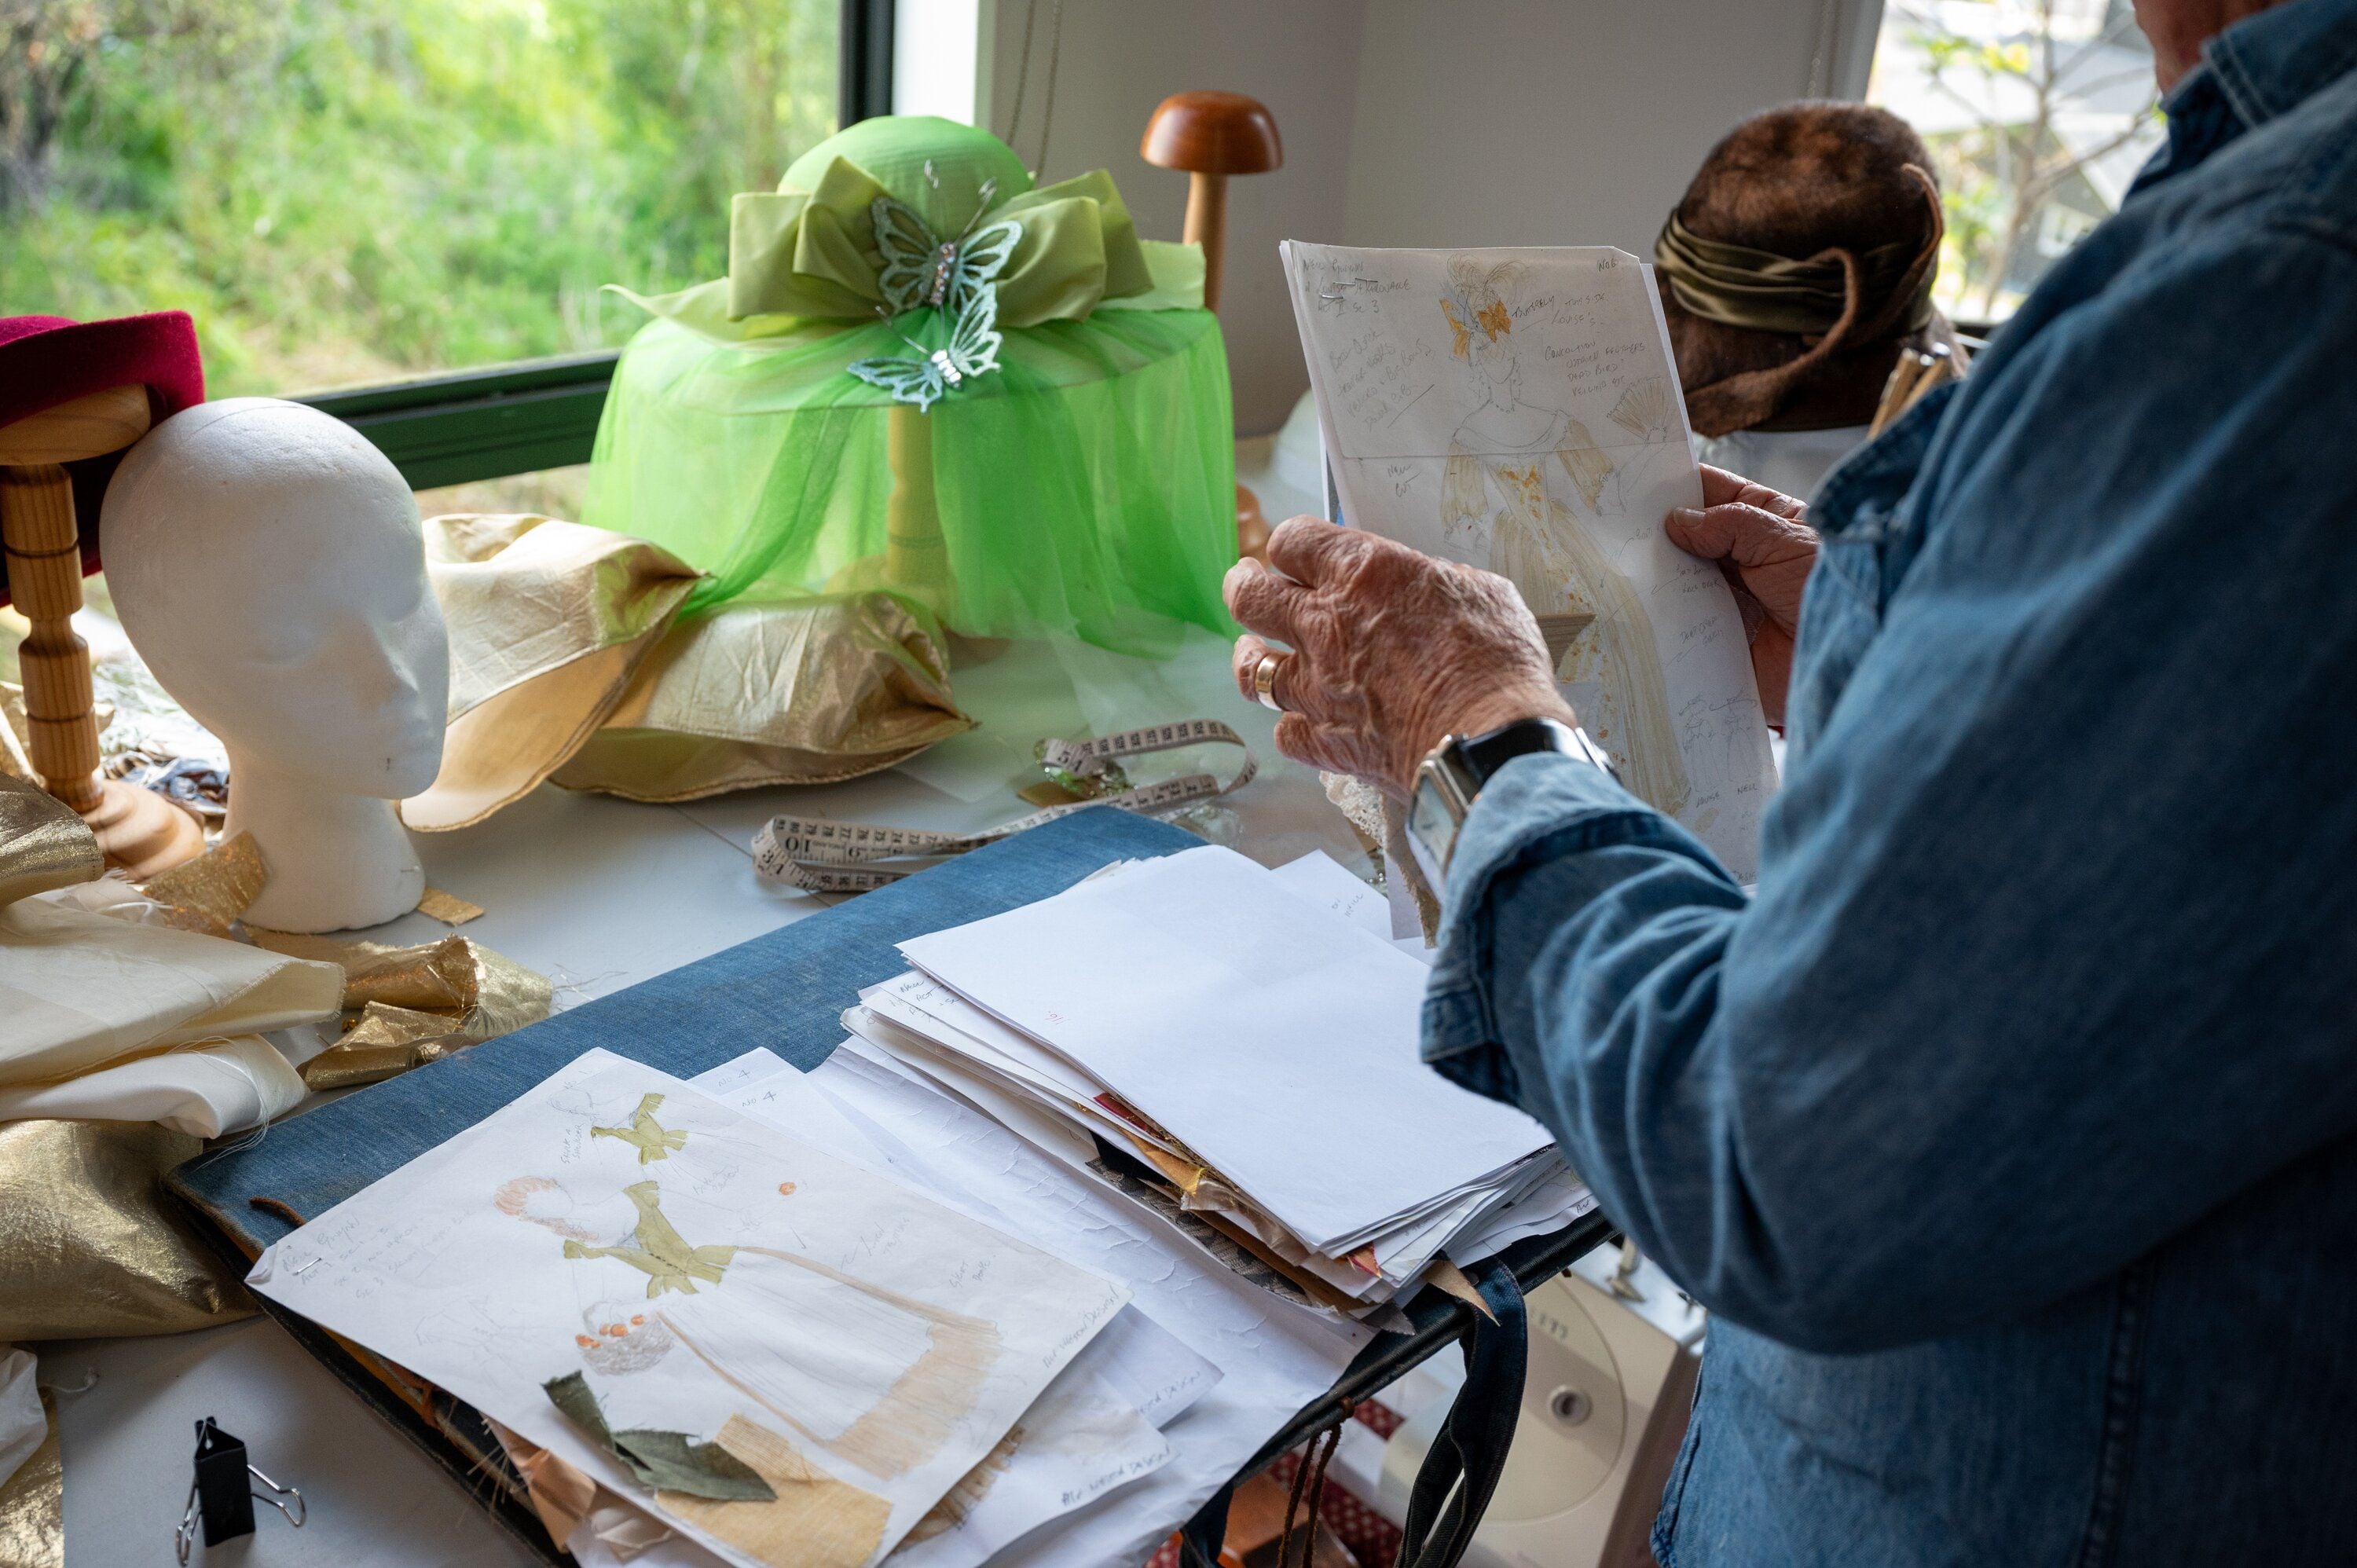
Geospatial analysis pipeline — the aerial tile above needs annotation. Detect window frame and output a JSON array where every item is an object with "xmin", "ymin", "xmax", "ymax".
[{"xmin": 291, "ymin": 0, "xmax": 893, "ymax": 493}]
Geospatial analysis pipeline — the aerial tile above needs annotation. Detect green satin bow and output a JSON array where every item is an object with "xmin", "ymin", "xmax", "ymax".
[{"xmin": 727, "ymin": 156, "xmax": 1158, "ymax": 328}]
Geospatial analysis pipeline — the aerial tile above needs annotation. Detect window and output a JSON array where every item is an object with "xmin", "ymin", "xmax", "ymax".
[
  {"xmin": 3, "ymin": 0, "xmax": 860, "ymax": 496},
  {"xmin": 1868, "ymin": 0, "xmax": 2163, "ymax": 325}
]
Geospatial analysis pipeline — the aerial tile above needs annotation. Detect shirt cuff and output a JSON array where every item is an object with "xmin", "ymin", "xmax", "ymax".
[{"xmin": 1419, "ymin": 750, "xmax": 1677, "ymax": 1102}]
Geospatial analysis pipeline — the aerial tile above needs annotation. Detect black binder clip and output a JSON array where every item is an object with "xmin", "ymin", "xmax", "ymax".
[{"xmin": 174, "ymin": 1417, "xmax": 305, "ymax": 1564}]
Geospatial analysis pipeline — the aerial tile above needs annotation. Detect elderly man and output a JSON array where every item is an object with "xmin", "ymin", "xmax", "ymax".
[{"xmin": 1226, "ymin": 1, "xmax": 2357, "ymax": 1562}]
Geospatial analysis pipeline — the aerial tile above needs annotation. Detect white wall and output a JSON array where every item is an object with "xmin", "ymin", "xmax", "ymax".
[
  {"xmin": 980, "ymin": 0, "xmax": 1369, "ymax": 435},
  {"xmin": 1343, "ymin": 0, "xmax": 1852, "ymax": 254},
  {"xmin": 949, "ymin": 0, "xmax": 1879, "ymax": 434}
]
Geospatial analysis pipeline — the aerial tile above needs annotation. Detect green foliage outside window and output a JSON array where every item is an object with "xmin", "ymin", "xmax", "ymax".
[{"xmin": 1, "ymin": 0, "xmax": 837, "ymax": 396}]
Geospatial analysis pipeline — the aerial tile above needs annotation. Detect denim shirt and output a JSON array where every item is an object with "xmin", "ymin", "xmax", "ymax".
[{"xmin": 1421, "ymin": 5, "xmax": 2357, "ymax": 1563}]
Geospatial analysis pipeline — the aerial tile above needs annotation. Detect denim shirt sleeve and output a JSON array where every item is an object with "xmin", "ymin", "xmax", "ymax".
[{"xmin": 1424, "ymin": 214, "xmax": 2357, "ymax": 1355}]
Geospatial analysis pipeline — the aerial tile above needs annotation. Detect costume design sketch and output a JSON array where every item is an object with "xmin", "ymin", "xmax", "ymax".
[
  {"xmin": 595, "ymin": 1093, "xmax": 690, "ymax": 1163},
  {"xmin": 558, "ymin": 1173, "xmax": 1003, "ymax": 1479},
  {"xmin": 247, "ymin": 1050, "xmax": 1127, "ymax": 1568},
  {"xmin": 1436, "ymin": 258, "xmax": 1688, "ymax": 814},
  {"xmin": 1284, "ymin": 241, "xmax": 1779, "ymax": 878}
]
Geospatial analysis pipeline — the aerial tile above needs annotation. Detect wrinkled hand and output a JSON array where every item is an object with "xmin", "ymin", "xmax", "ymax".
[
  {"xmin": 1664, "ymin": 465, "xmax": 1819, "ymax": 727},
  {"xmin": 1226, "ymin": 518, "xmax": 1571, "ymax": 798}
]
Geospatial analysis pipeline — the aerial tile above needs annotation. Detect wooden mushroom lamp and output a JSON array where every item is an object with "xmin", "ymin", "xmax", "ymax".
[
  {"xmin": 1141, "ymin": 90, "xmax": 1283, "ymax": 315},
  {"xmin": 0, "ymin": 313, "xmax": 210, "ymax": 877}
]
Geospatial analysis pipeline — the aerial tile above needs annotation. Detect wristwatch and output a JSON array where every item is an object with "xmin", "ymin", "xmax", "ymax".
[{"xmin": 1403, "ymin": 716, "xmax": 1617, "ymax": 893}]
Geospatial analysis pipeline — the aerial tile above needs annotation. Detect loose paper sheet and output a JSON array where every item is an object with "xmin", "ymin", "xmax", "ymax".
[
  {"xmin": 247, "ymin": 1050, "xmax": 1127, "ymax": 1568},
  {"xmin": 1282, "ymin": 241, "xmax": 1777, "ymax": 878}
]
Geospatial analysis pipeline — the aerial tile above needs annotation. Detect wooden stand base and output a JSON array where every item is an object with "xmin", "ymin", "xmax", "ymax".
[
  {"xmin": 2, "ymin": 387, "xmax": 200, "ymax": 880},
  {"xmin": 82, "ymin": 775, "xmax": 204, "ymax": 880}
]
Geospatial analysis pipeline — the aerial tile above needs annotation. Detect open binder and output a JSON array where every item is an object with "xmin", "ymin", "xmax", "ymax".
[{"xmin": 167, "ymin": 806, "xmax": 1607, "ymax": 1566}]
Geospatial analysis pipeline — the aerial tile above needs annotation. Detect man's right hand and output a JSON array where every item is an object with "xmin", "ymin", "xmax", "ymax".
[{"xmin": 1665, "ymin": 465, "xmax": 1819, "ymax": 727}]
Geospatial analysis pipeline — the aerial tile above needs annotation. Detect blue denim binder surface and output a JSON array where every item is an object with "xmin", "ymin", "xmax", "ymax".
[
  {"xmin": 166, "ymin": 804, "xmax": 1606, "ymax": 1564},
  {"xmin": 174, "ymin": 806, "xmax": 1193, "ymax": 1249}
]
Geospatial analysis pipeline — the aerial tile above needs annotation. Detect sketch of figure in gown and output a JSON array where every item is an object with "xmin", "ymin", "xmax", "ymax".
[
  {"xmin": 519, "ymin": 1124, "xmax": 1004, "ymax": 1482},
  {"xmin": 1436, "ymin": 258, "xmax": 1689, "ymax": 814}
]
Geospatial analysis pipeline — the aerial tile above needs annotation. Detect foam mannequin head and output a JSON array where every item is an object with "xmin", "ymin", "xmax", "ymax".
[{"xmin": 103, "ymin": 397, "xmax": 449, "ymax": 931}]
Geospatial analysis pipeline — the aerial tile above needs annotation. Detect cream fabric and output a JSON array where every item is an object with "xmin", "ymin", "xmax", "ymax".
[
  {"xmin": 0, "ymin": 896, "xmax": 343, "ymax": 1088},
  {"xmin": 0, "ymin": 1035, "xmax": 308, "ymax": 1138}
]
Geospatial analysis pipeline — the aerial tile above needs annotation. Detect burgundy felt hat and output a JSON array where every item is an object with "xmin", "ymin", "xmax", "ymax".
[{"xmin": 0, "ymin": 311, "xmax": 207, "ymax": 607}]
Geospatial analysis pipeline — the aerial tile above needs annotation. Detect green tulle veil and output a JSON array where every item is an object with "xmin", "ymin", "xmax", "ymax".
[{"xmin": 583, "ymin": 116, "xmax": 1238, "ymax": 658}]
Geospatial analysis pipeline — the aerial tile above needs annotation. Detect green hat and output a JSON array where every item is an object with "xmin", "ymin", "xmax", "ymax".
[{"xmin": 586, "ymin": 115, "xmax": 1236, "ymax": 658}]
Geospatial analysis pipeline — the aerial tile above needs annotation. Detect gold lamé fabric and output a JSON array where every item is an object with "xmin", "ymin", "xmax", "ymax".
[
  {"xmin": 0, "ymin": 685, "xmax": 36, "ymax": 785},
  {"xmin": 551, "ymin": 592, "xmax": 973, "ymax": 801},
  {"xmin": 246, "ymin": 930, "xmax": 554, "ymax": 1090},
  {"xmin": 135, "ymin": 829, "xmax": 266, "ymax": 935},
  {"xmin": 0, "ymin": 1388, "xmax": 60, "ymax": 1568},
  {"xmin": 415, "ymin": 885, "xmax": 483, "ymax": 925},
  {"xmin": 0, "ymin": 776, "xmax": 101, "ymax": 909},
  {"xmin": 400, "ymin": 515, "xmax": 701, "ymax": 830},
  {"xmin": 0, "ymin": 1119, "xmax": 251, "ymax": 1341},
  {"xmin": 398, "ymin": 513, "xmax": 971, "ymax": 822}
]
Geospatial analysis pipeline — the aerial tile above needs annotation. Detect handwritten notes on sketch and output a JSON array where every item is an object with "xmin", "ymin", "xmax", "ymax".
[
  {"xmin": 247, "ymin": 1050, "xmax": 1127, "ymax": 1568},
  {"xmin": 1283, "ymin": 243, "xmax": 1777, "ymax": 876}
]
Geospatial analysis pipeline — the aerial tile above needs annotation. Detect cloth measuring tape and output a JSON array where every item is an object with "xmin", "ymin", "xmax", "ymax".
[{"xmin": 752, "ymin": 719, "xmax": 1255, "ymax": 893}]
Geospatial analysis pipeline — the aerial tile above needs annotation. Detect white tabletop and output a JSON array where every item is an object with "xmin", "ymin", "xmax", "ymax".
[{"xmin": 38, "ymin": 623, "xmax": 1373, "ymax": 1566}]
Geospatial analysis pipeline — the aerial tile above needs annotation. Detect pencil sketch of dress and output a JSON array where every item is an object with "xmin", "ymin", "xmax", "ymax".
[
  {"xmin": 1437, "ymin": 258, "xmax": 1690, "ymax": 814},
  {"xmin": 550, "ymin": 1172, "xmax": 1002, "ymax": 1481}
]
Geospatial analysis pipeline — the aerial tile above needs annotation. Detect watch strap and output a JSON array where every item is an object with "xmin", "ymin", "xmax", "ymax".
[{"xmin": 1453, "ymin": 716, "xmax": 1589, "ymax": 792}]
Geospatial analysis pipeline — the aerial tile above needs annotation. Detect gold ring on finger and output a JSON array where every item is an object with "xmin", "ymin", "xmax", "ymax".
[{"xmin": 1253, "ymin": 651, "xmax": 1290, "ymax": 713}]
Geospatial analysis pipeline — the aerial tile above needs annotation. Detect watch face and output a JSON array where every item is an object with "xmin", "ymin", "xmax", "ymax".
[{"xmin": 1406, "ymin": 771, "xmax": 1457, "ymax": 891}]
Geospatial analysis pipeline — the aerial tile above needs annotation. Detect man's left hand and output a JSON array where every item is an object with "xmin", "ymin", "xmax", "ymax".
[{"xmin": 1226, "ymin": 518, "xmax": 1572, "ymax": 798}]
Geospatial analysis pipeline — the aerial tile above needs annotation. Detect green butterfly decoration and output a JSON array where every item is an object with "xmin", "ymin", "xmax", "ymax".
[
  {"xmin": 846, "ymin": 286, "xmax": 1005, "ymax": 412},
  {"xmin": 849, "ymin": 189, "xmax": 1022, "ymax": 411},
  {"xmin": 871, "ymin": 190, "xmax": 1021, "ymax": 315}
]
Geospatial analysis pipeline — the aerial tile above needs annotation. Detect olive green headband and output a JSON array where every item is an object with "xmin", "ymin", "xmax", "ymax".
[
  {"xmin": 1656, "ymin": 163, "xmax": 1945, "ymax": 436},
  {"xmin": 1651, "ymin": 170, "xmax": 1941, "ymax": 339}
]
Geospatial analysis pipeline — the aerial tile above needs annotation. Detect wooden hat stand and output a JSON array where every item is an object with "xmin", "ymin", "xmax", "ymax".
[
  {"xmin": 1, "ymin": 313, "xmax": 211, "ymax": 878},
  {"xmin": 1142, "ymin": 90, "xmax": 1285, "ymax": 562}
]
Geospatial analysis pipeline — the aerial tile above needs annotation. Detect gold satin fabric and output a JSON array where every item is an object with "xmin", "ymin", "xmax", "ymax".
[
  {"xmin": 0, "ymin": 1119, "xmax": 251, "ymax": 1341},
  {"xmin": 552, "ymin": 592, "xmax": 973, "ymax": 800},
  {"xmin": 0, "ymin": 776, "xmax": 101, "ymax": 909},
  {"xmin": 401, "ymin": 515, "xmax": 702, "ymax": 831},
  {"xmin": 402, "ymin": 513, "xmax": 970, "ymax": 822}
]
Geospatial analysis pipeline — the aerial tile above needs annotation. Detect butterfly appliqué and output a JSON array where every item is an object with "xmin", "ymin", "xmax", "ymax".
[
  {"xmin": 849, "ymin": 191, "xmax": 1022, "ymax": 409},
  {"xmin": 846, "ymin": 286, "xmax": 1005, "ymax": 412},
  {"xmin": 871, "ymin": 194, "xmax": 1021, "ymax": 315}
]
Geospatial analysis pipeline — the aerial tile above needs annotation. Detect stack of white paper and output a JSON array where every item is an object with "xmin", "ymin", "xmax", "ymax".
[
  {"xmin": 687, "ymin": 1042, "xmax": 1368, "ymax": 1568},
  {"xmin": 856, "ymin": 846, "xmax": 1595, "ymax": 1323}
]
